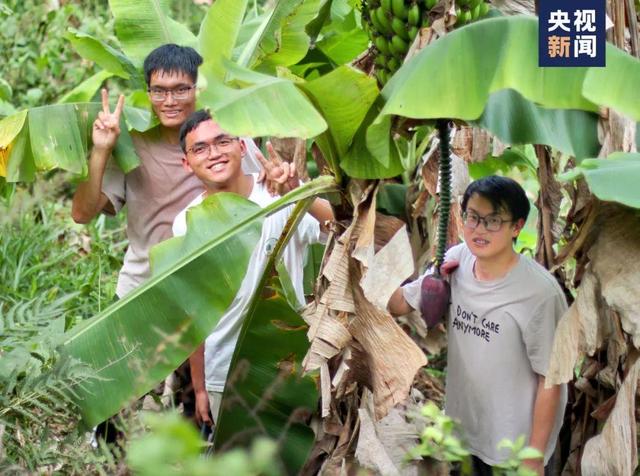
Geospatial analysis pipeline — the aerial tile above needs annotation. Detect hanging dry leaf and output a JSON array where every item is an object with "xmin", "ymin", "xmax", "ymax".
[
  {"xmin": 360, "ymin": 225, "xmax": 414, "ymax": 312},
  {"xmin": 581, "ymin": 353, "xmax": 640, "ymax": 476}
]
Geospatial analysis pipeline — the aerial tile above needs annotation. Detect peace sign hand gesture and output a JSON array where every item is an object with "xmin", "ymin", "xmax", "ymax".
[
  {"xmin": 255, "ymin": 141, "xmax": 300, "ymax": 196},
  {"xmin": 92, "ymin": 88, "xmax": 125, "ymax": 152}
]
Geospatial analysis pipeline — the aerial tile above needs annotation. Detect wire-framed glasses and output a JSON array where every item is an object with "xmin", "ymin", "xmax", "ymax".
[
  {"xmin": 147, "ymin": 85, "xmax": 195, "ymax": 102},
  {"xmin": 462, "ymin": 211, "xmax": 513, "ymax": 232},
  {"xmin": 187, "ymin": 137, "xmax": 239, "ymax": 159}
]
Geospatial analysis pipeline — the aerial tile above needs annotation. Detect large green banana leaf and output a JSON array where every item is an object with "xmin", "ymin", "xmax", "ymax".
[
  {"xmin": 300, "ymin": 65, "xmax": 379, "ymax": 178},
  {"xmin": 254, "ymin": 0, "xmax": 324, "ymax": 73},
  {"xmin": 0, "ymin": 104, "xmax": 153, "ymax": 181},
  {"xmin": 199, "ymin": 60, "xmax": 327, "ymax": 139},
  {"xmin": 372, "ymin": 15, "xmax": 639, "ymax": 160},
  {"xmin": 65, "ymin": 29, "xmax": 142, "ymax": 84},
  {"xmin": 583, "ymin": 46, "xmax": 640, "ymax": 121},
  {"xmin": 214, "ymin": 200, "xmax": 317, "ymax": 474},
  {"xmin": 558, "ymin": 153, "xmax": 640, "ymax": 209},
  {"xmin": 60, "ymin": 177, "xmax": 336, "ymax": 427},
  {"xmin": 237, "ymin": 0, "xmax": 322, "ymax": 71},
  {"xmin": 198, "ymin": 0, "xmax": 249, "ymax": 82},
  {"xmin": 58, "ymin": 71, "xmax": 114, "ymax": 104},
  {"xmin": 108, "ymin": 0, "xmax": 197, "ymax": 68},
  {"xmin": 472, "ymin": 89, "xmax": 600, "ymax": 160},
  {"xmin": 343, "ymin": 98, "xmax": 404, "ymax": 179}
]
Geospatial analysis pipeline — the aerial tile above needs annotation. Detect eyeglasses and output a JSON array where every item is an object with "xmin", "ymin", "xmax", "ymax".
[
  {"xmin": 187, "ymin": 137, "xmax": 239, "ymax": 159},
  {"xmin": 147, "ymin": 85, "xmax": 195, "ymax": 102},
  {"xmin": 462, "ymin": 211, "xmax": 513, "ymax": 232}
]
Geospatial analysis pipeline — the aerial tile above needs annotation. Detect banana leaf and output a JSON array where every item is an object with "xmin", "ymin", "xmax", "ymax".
[
  {"xmin": 58, "ymin": 71, "xmax": 114, "ymax": 104},
  {"xmin": 237, "ymin": 0, "xmax": 323, "ymax": 71},
  {"xmin": 342, "ymin": 98, "xmax": 404, "ymax": 179},
  {"xmin": 198, "ymin": 0, "xmax": 249, "ymax": 82},
  {"xmin": 199, "ymin": 60, "xmax": 327, "ymax": 139},
  {"xmin": 583, "ymin": 45, "xmax": 640, "ymax": 121},
  {"xmin": 558, "ymin": 153, "xmax": 640, "ymax": 209},
  {"xmin": 65, "ymin": 29, "xmax": 143, "ymax": 87},
  {"xmin": 472, "ymin": 89, "xmax": 600, "ymax": 160},
  {"xmin": 214, "ymin": 200, "xmax": 317, "ymax": 475},
  {"xmin": 60, "ymin": 177, "xmax": 337, "ymax": 427},
  {"xmin": 254, "ymin": 0, "xmax": 324, "ymax": 73},
  {"xmin": 300, "ymin": 65, "xmax": 379, "ymax": 178},
  {"xmin": 371, "ymin": 15, "xmax": 638, "ymax": 161},
  {"xmin": 0, "ymin": 104, "xmax": 153, "ymax": 181},
  {"xmin": 108, "ymin": 0, "xmax": 197, "ymax": 67}
]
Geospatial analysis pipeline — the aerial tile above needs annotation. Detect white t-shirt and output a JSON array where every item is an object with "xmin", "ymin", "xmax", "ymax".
[{"xmin": 172, "ymin": 175, "xmax": 322, "ymax": 392}]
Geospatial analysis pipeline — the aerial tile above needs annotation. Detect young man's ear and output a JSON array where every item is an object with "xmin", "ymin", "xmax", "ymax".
[
  {"xmin": 182, "ymin": 156, "xmax": 192, "ymax": 172},
  {"xmin": 239, "ymin": 138, "xmax": 247, "ymax": 157},
  {"xmin": 512, "ymin": 218, "xmax": 526, "ymax": 237}
]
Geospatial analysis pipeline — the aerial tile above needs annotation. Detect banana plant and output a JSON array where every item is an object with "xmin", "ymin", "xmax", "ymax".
[{"xmin": 61, "ymin": 177, "xmax": 336, "ymax": 427}]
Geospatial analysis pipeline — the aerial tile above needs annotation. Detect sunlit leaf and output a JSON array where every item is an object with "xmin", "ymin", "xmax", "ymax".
[
  {"xmin": 58, "ymin": 71, "xmax": 114, "ymax": 104},
  {"xmin": 65, "ymin": 29, "xmax": 141, "ymax": 84},
  {"xmin": 108, "ymin": 0, "xmax": 197, "ymax": 67},
  {"xmin": 583, "ymin": 46, "xmax": 640, "ymax": 121},
  {"xmin": 558, "ymin": 153, "xmax": 640, "ymax": 209},
  {"xmin": 198, "ymin": 0, "xmax": 248, "ymax": 81},
  {"xmin": 199, "ymin": 60, "xmax": 327, "ymax": 139},
  {"xmin": 380, "ymin": 16, "xmax": 596, "ymax": 122}
]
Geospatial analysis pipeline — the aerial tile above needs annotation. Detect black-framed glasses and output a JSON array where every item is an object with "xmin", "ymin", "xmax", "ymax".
[
  {"xmin": 462, "ymin": 211, "xmax": 513, "ymax": 232},
  {"xmin": 187, "ymin": 137, "xmax": 239, "ymax": 159},
  {"xmin": 147, "ymin": 85, "xmax": 195, "ymax": 102}
]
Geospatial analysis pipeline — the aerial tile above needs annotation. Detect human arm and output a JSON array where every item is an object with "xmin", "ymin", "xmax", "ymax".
[
  {"xmin": 524, "ymin": 375, "xmax": 562, "ymax": 475},
  {"xmin": 255, "ymin": 142, "xmax": 334, "ymax": 233},
  {"xmin": 71, "ymin": 90, "xmax": 124, "ymax": 223},
  {"xmin": 189, "ymin": 343, "xmax": 212, "ymax": 426},
  {"xmin": 387, "ymin": 260, "xmax": 460, "ymax": 316}
]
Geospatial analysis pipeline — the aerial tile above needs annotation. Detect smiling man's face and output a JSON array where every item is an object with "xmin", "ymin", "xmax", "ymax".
[
  {"xmin": 182, "ymin": 119, "xmax": 246, "ymax": 189},
  {"xmin": 148, "ymin": 70, "xmax": 196, "ymax": 129}
]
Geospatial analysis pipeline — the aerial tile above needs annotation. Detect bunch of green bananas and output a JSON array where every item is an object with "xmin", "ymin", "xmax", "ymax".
[{"xmin": 362, "ymin": 0, "xmax": 491, "ymax": 85}]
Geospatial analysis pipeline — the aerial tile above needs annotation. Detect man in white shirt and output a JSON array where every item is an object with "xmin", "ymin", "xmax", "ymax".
[{"xmin": 173, "ymin": 109, "xmax": 333, "ymax": 427}]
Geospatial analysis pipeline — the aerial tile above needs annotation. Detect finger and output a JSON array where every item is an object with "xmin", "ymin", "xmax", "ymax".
[
  {"xmin": 276, "ymin": 163, "xmax": 290, "ymax": 184},
  {"xmin": 288, "ymin": 162, "xmax": 296, "ymax": 179},
  {"xmin": 266, "ymin": 141, "xmax": 283, "ymax": 166},
  {"xmin": 101, "ymin": 88, "xmax": 109, "ymax": 114},
  {"xmin": 94, "ymin": 119, "xmax": 106, "ymax": 130},
  {"xmin": 257, "ymin": 169, "xmax": 266, "ymax": 183},
  {"xmin": 255, "ymin": 149, "xmax": 274, "ymax": 173},
  {"xmin": 113, "ymin": 94, "xmax": 125, "ymax": 121},
  {"xmin": 441, "ymin": 260, "xmax": 460, "ymax": 276}
]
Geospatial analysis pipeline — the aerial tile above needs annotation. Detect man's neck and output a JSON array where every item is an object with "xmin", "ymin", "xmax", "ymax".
[
  {"xmin": 159, "ymin": 125, "xmax": 180, "ymax": 145},
  {"xmin": 204, "ymin": 174, "xmax": 254, "ymax": 198},
  {"xmin": 473, "ymin": 248, "xmax": 519, "ymax": 281}
]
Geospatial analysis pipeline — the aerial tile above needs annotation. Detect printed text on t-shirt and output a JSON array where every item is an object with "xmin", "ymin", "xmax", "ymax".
[{"xmin": 451, "ymin": 305, "xmax": 501, "ymax": 343}]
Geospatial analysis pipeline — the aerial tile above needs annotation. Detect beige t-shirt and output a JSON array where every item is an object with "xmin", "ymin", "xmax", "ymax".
[
  {"xmin": 102, "ymin": 128, "xmax": 203, "ymax": 297},
  {"xmin": 403, "ymin": 244, "xmax": 568, "ymax": 465}
]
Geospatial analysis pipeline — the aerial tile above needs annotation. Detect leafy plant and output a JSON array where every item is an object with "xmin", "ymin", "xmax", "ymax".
[{"xmin": 127, "ymin": 412, "xmax": 282, "ymax": 476}]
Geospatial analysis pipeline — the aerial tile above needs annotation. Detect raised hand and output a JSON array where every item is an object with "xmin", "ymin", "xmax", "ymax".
[
  {"xmin": 92, "ymin": 88, "xmax": 125, "ymax": 152},
  {"xmin": 255, "ymin": 141, "xmax": 299, "ymax": 196}
]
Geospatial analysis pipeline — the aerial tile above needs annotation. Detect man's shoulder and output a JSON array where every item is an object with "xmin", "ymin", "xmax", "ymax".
[{"xmin": 516, "ymin": 254, "xmax": 564, "ymax": 296}]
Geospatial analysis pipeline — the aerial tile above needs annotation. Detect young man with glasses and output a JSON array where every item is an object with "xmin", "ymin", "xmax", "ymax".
[
  {"xmin": 70, "ymin": 44, "xmax": 263, "ymax": 443},
  {"xmin": 388, "ymin": 176, "xmax": 567, "ymax": 476},
  {"xmin": 172, "ymin": 109, "xmax": 333, "ymax": 429}
]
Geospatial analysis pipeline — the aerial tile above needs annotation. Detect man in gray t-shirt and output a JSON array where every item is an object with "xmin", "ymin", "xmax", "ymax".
[{"xmin": 389, "ymin": 176, "xmax": 567, "ymax": 476}]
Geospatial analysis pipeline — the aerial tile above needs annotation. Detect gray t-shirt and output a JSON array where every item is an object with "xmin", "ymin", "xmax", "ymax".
[
  {"xmin": 403, "ymin": 244, "xmax": 568, "ymax": 465},
  {"xmin": 102, "ymin": 129, "xmax": 264, "ymax": 298}
]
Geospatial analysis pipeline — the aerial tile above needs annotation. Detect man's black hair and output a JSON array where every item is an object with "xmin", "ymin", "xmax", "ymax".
[
  {"xmin": 143, "ymin": 44, "xmax": 203, "ymax": 86},
  {"xmin": 179, "ymin": 109, "xmax": 212, "ymax": 153},
  {"xmin": 461, "ymin": 175, "xmax": 530, "ymax": 223}
]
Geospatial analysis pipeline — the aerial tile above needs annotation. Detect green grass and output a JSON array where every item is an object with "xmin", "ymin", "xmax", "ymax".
[{"xmin": 0, "ymin": 174, "xmax": 126, "ymax": 329}]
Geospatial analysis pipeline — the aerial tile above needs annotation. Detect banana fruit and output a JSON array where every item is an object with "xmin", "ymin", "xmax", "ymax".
[{"xmin": 362, "ymin": 0, "xmax": 492, "ymax": 85}]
